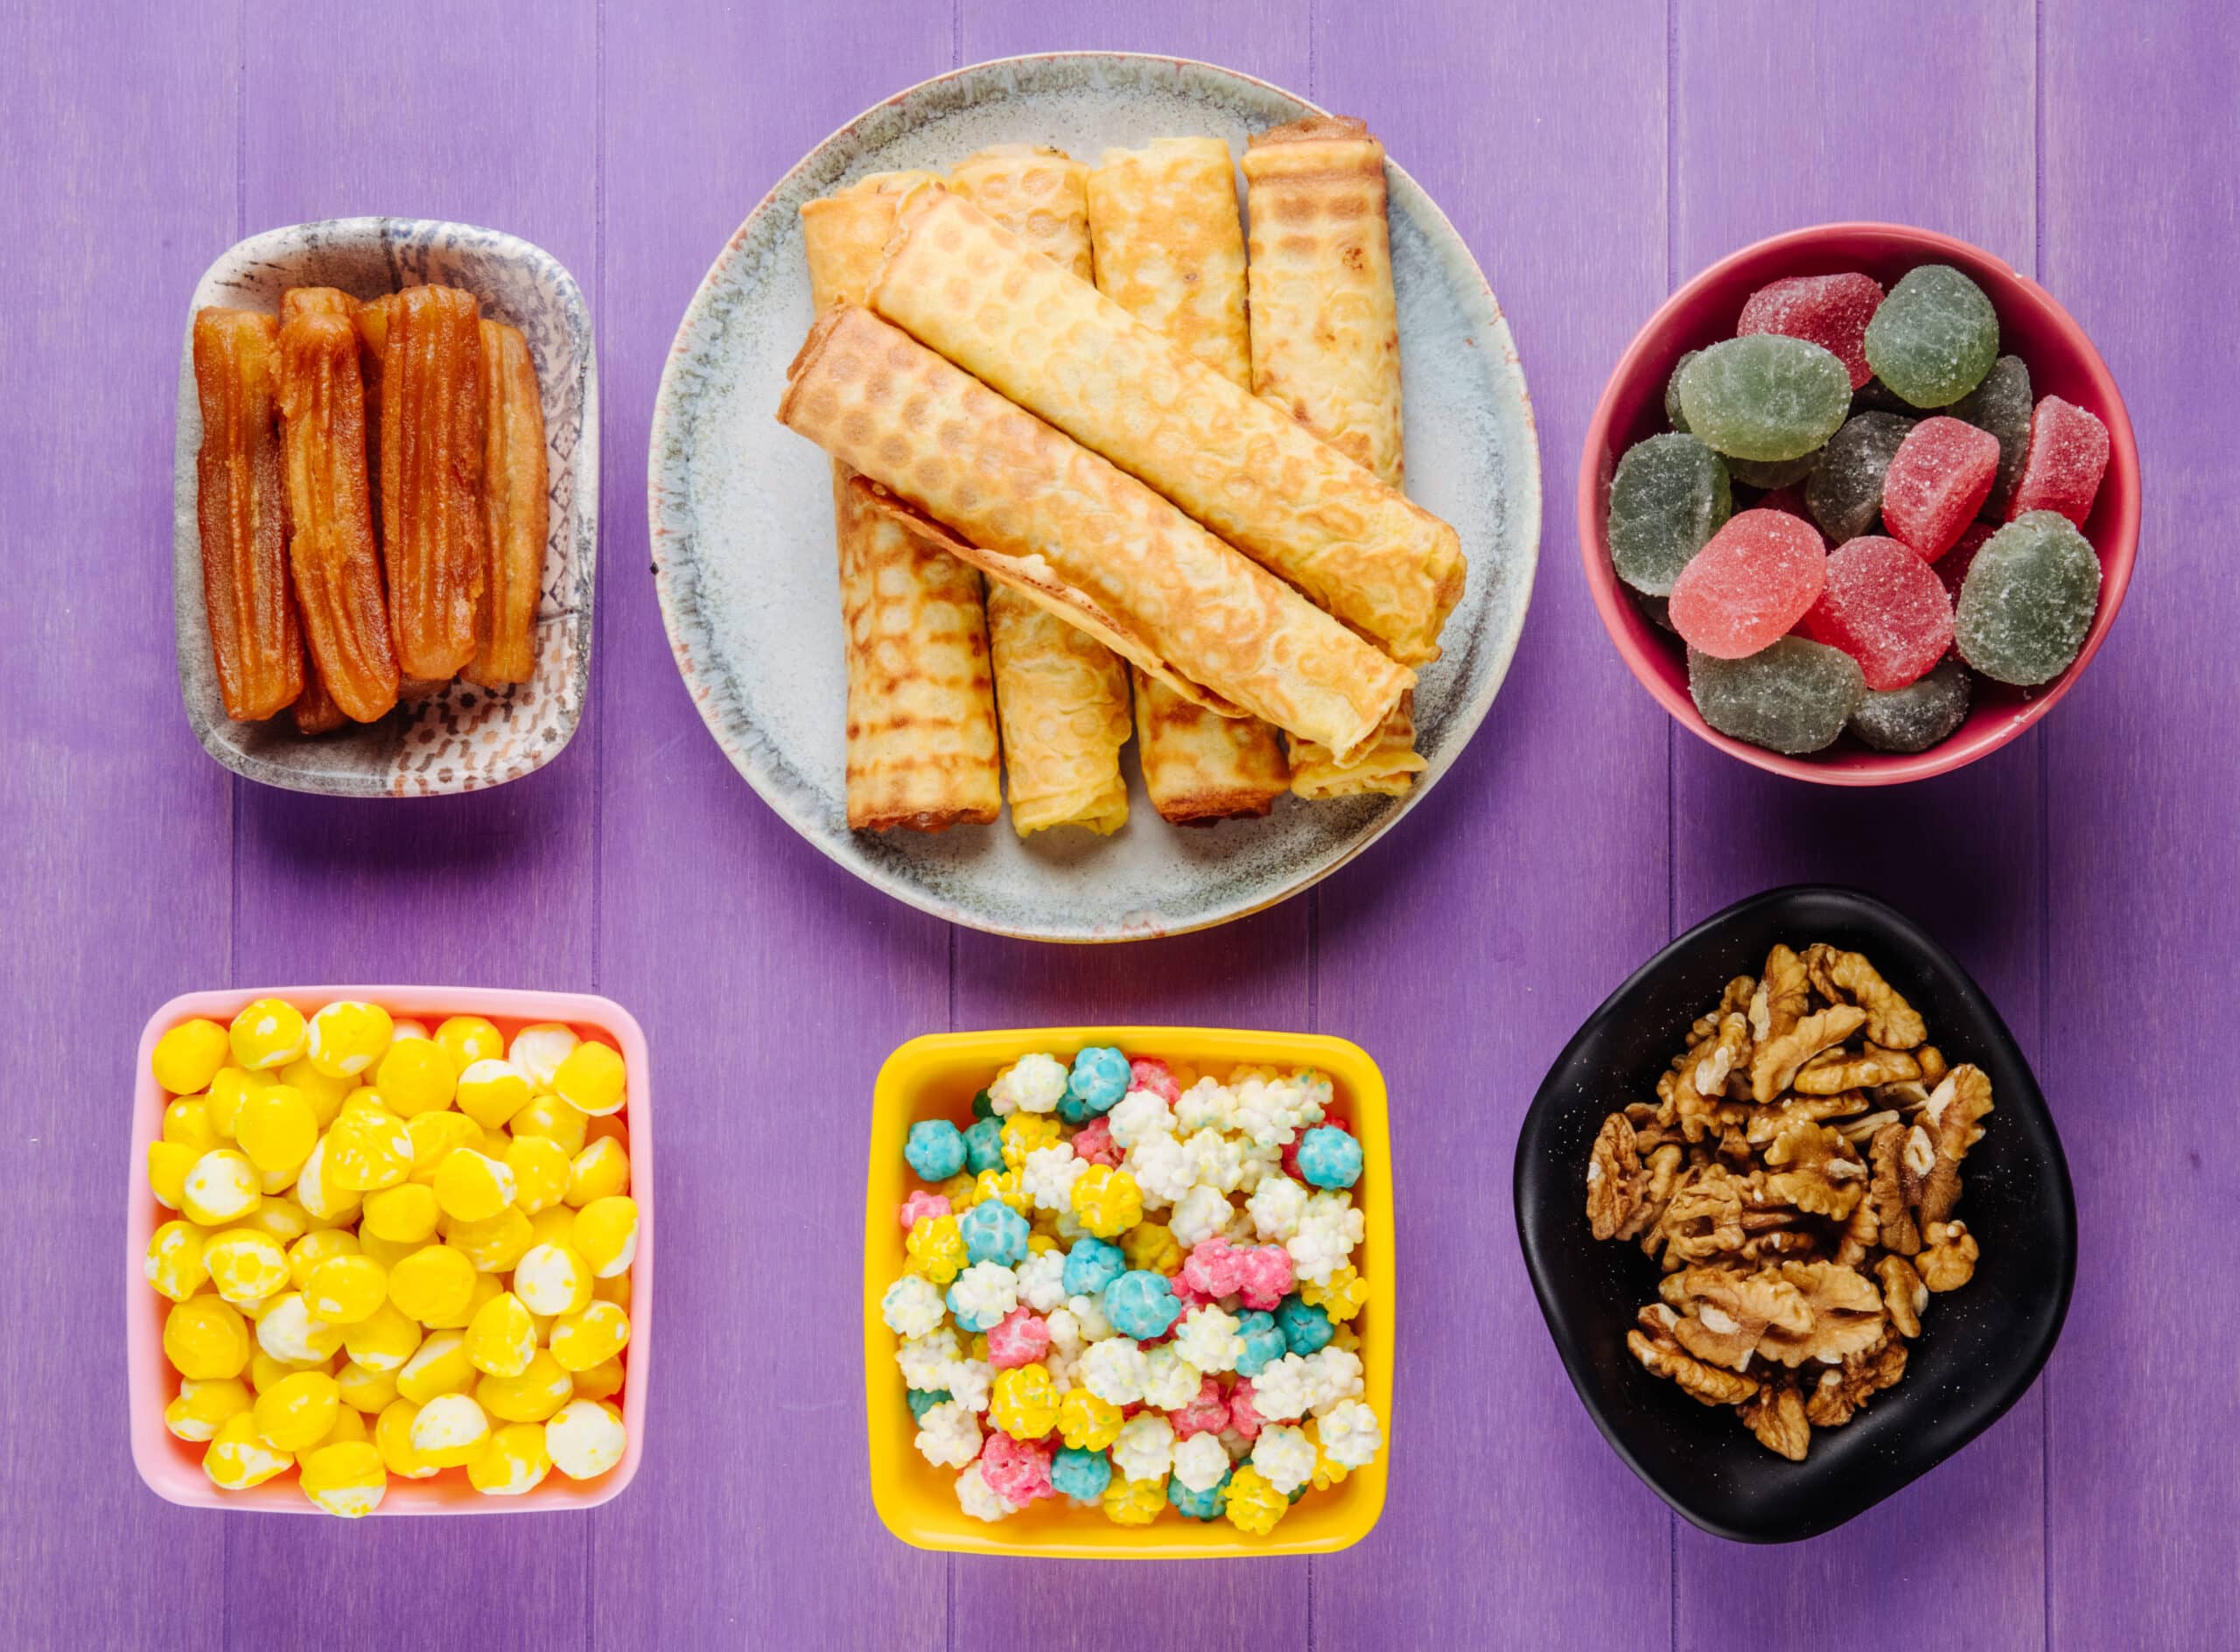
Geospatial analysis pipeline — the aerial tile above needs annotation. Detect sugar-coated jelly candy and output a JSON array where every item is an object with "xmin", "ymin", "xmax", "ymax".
[
  {"xmin": 1852, "ymin": 376, "xmax": 1915, "ymax": 416},
  {"xmin": 1677, "ymin": 335, "xmax": 1853, "ymax": 462},
  {"xmin": 1689, "ymin": 639, "xmax": 1866, "ymax": 754},
  {"xmin": 1664, "ymin": 349, "xmax": 1700, "ymax": 431},
  {"xmin": 1954, "ymin": 512, "xmax": 2101, "ymax": 685},
  {"xmin": 1668, "ymin": 509, "xmax": 1828, "ymax": 660},
  {"xmin": 1805, "ymin": 413, "xmax": 1914, "ymax": 544},
  {"xmin": 1936, "ymin": 522, "xmax": 1997, "ymax": 601},
  {"xmin": 1849, "ymin": 657, "xmax": 1972, "ymax": 753},
  {"xmin": 1862, "ymin": 264, "xmax": 1998, "ymax": 409},
  {"xmin": 1798, "ymin": 536, "xmax": 1954, "ymax": 690},
  {"xmin": 1881, "ymin": 416, "xmax": 2000, "ymax": 560},
  {"xmin": 2007, "ymin": 396, "xmax": 2110, "ymax": 526},
  {"xmin": 1607, "ymin": 434, "xmax": 1731, "ymax": 596},
  {"xmin": 1736, "ymin": 271, "xmax": 1885, "ymax": 388},
  {"xmin": 1727, "ymin": 450, "xmax": 1821, "ymax": 490},
  {"xmin": 1950, "ymin": 355, "xmax": 2032, "ymax": 517}
]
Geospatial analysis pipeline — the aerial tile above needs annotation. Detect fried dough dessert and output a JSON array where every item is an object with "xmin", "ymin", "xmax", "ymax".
[
  {"xmin": 468, "ymin": 318, "xmax": 547, "ymax": 689},
  {"xmin": 192, "ymin": 307, "xmax": 303, "ymax": 721},
  {"xmin": 291, "ymin": 650, "xmax": 347, "ymax": 735},
  {"xmin": 353, "ymin": 295, "xmax": 394, "ymax": 540},
  {"xmin": 276, "ymin": 290, "xmax": 399, "ymax": 722},
  {"xmin": 379, "ymin": 284, "xmax": 485, "ymax": 681}
]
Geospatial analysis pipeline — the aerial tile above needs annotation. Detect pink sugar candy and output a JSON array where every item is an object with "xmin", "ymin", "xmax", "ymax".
[
  {"xmin": 978, "ymin": 1433, "xmax": 1055, "ymax": 1504},
  {"xmin": 1169, "ymin": 1273, "xmax": 1220, "ymax": 1312},
  {"xmin": 1226, "ymin": 1380, "xmax": 1264, "ymax": 1439},
  {"xmin": 985, "ymin": 1306, "xmax": 1051, "ymax": 1370},
  {"xmin": 1180, "ymin": 1236, "xmax": 1245, "ymax": 1300},
  {"xmin": 1798, "ymin": 536, "xmax": 1955, "ymax": 692},
  {"xmin": 1127, "ymin": 1058, "xmax": 1180, "ymax": 1105},
  {"xmin": 1068, "ymin": 1116, "xmax": 1122, "ymax": 1168},
  {"xmin": 1234, "ymin": 1246, "xmax": 1294, "ymax": 1312},
  {"xmin": 1281, "ymin": 1116, "xmax": 1348, "ymax": 1181},
  {"xmin": 1668, "ymin": 509, "xmax": 1829, "ymax": 660},
  {"xmin": 1735, "ymin": 271, "xmax": 1885, "ymax": 388},
  {"xmin": 2008, "ymin": 396, "xmax": 2110, "ymax": 525},
  {"xmin": 898, "ymin": 1190, "xmax": 951, "ymax": 1230},
  {"xmin": 1881, "ymin": 416, "xmax": 1999, "ymax": 560},
  {"xmin": 1169, "ymin": 1376, "xmax": 1231, "ymax": 1439},
  {"xmin": 1938, "ymin": 522, "xmax": 1997, "ymax": 603}
]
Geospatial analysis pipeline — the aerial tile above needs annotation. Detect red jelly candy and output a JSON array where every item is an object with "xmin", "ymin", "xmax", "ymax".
[
  {"xmin": 1735, "ymin": 272, "xmax": 1886, "ymax": 388},
  {"xmin": 1668, "ymin": 508, "xmax": 1829, "ymax": 660},
  {"xmin": 1798, "ymin": 536, "xmax": 1955, "ymax": 691},
  {"xmin": 1937, "ymin": 522, "xmax": 1997, "ymax": 602},
  {"xmin": 1754, "ymin": 484, "xmax": 1810, "ymax": 519},
  {"xmin": 1881, "ymin": 416, "xmax": 1999, "ymax": 560},
  {"xmin": 2007, "ymin": 396, "xmax": 2110, "ymax": 525}
]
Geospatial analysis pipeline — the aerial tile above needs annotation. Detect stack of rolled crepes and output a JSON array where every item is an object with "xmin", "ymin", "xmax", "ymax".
[{"xmin": 783, "ymin": 115, "xmax": 1460, "ymax": 836}]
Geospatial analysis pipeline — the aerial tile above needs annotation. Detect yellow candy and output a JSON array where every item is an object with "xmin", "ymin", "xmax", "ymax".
[
  {"xmin": 355, "ymin": 1228, "xmax": 416, "ymax": 1270},
  {"xmin": 593, "ymin": 1271, "xmax": 632, "ymax": 1311},
  {"xmin": 1102, "ymin": 1474, "xmax": 1166, "ymax": 1526},
  {"xmin": 305, "ymin": 1000, "xmax": 393, "ymax": 1080},
  {"xmin": 570, "ymin": 1357, "xmax": 624, "ymax": 1403},
  {"xmin": 938, "ymin": 1172, "xmax": 979, "ymax": 1213},
  {"xmin": 549, "ymin": 1302, "xmax": 630, "ymax": 1373},
  {"xmin": 203, "ymin": 1412, "xmax": 292, "ymax": 1489},
  {"xmin": 408, "ymin": 1392, "xmax": 491, "ymax": 1467},
  {"xmin": 499, "ymin": 1022, "xmax": 575, "ymax": 1089},
  {"xmin": 179, "ymin": 1149, "xmax": 262, "ymax": 1226},
  {"xmin": 545, "ymin": 1397, "xmax": 626, "ymax": 1480},
  {"xmin": 387, "ymin": 1243, "xmax": 478, "ymax": 1323},
  {"xmin": 375, "ymin": 1038, "xmax": 457, "ymax": 1117},
  {"xmin": 973, "ymin": 1168, "xmax": 1028, "ymax": 1213},
  {"xmin": 256, "ymin": 1292, "xmax": 345, "ymax": 1364},
  {"xmin": 324, "ymin": 1105, "xmax": 415, "ymax": 1193},
  {"xmin": 278, "ymin": 1057, "xmax": 354, "ymax": 1129},
  {"xmin": 374, "ymin": 1400, "xmax": 441, "ymax": 1479},
  {"xmin": 205, "ymin": 1067, "xmax": 276, "ymax": 1139},
  {"xmin": 571, "ymin": 1195, "xmax": 639, "ymax": 1280},
  {"xmin": 228, "ymin": 998, "xmax": 307, "ymax": 1072},
  {"xmin": 456, "ymin": 1058, "xmax": 533, "ymax": 1129},
  {"xmin": 904, "ymin": 1214, "xmax": 965, "ymax": 1285},
  {"xmin": 162, "ymin": 1098, "xmax": 219, "ymax": 1153},
  {"xmin": 164, "ymin": 1298, "xmax": 250, "ymax": 1381},
  {"xmin": 286, "ymin": 1228, "xmax": 360, "ymax": 1291},
  {"xmin": 466, "ymin": 1291, "xmax": 538, "ymax": 1378},
  {"xmin": 146, "ymin": 1140, "xmax": 197, "ymax": 1210},
  {"xmin": 360, "ymin": 1182, "xmax": 440, "ymax": 1245},
  {"xmin": 969, "ymin": 1333, "xmax": 990, "ymax": 1364},
  {"xmin": 528, "ymin": 1205, "xmax": 578, "ymax": 1250},
  {"xmin": 1301, "ymin": 1264, "xmax": 1369, "ymax": 1324},
  {"xmin": 1331, "ymin": 1322, "xmax": 1362, "ymax": 1355},
  {"xmin": 1056, "ymin": 1388, "xmax": 1123, "ymax": 1451},
  {"xmin": 248, "ymin": 1350, "xmax": 315, "ymax": 1392},
  {"xmin": 388, "ymin": 1018, "xmax": 433, "ymax": 1044},
  {"xmin": 1121, "ymin": 1222, "xmax": 1183, "ymax": 1276},
  {"xmin": 343, "ymin": 1301, "xmax": 423, "ymax": 1375},
  {"xmin": 252, "ymin": 1368, "xmax": 340, "ymax": 1452},
  {"xmin": 405, "ymin": 1110, "xmax": 483, "ymax": 1180},
  {"xmin": 509, "ymin": 1093, "xmax": 589, "ymax": 1155},
  {"xmin": 1306, "ymin": 1419, "xmax": 1349, "ymax": 1491},
  {"xmin": 305, "ymin": 1254, "xmax": 388, "ymax": 1325},
  {"xmin": 144, "ymin": 1221, "xmax": 210, "ymax": 1303},
  {"xmin": 425, "ymin": 1270, "xmax": 502, "ymax": 1333},
  {"xmin": 299, "ymin": 1440, "xmax": 387, "ymax": 1516},
  {"xmin": 1026, "ymin": 1233, "xmax": 1057, "ymax": 1256},
  {"xmin": 514, "ymin": 1242, "xmax": 594, "ymax": 1317},
  {"xmin": 552, "ymin": 1040, "xmax": 626, "ymax": 1116},
  {"xmin": 318, "ymin": 1404, "xmax": 368, "ymax": 1448},
  {"xmin": 335, "ymin": 1360, "xmax": 400, "ymax": 1414},
  {"xmin": 1068, "ymin": 1166, "xmax": 1142, "ymax": 1239},
  {"xmin": 989, "ymin": 1363, "xmax": 1060, "ymax": 1441},
  {"xmin": 565, "ymin": 1138, "xmax": 630, "ymax": 1208},
  {"xmin": 337, "ymin": 1085, "xmax": 388, "ymax": 1120},
  {"xmin": 503, "ymin": 1134, "xmax": 574, "ymax": 1215},
  {"xmin": 430, "ymin": 1147, "xmax": 515, "ymax": 1222},
  {"xmin": 165, "ymin": 1377, "xmax": 251, "ymax": 1442},
  {"xmin": 435, "ymin": 1015, "xmax": 506, "ymax": 1074},
  {"xmin": 448, "ymin": 1205, "xmax": 535, "ymax": 1273},
  {"xmin": 470, "ymin": 1421, "xmax": 553, "ymax": 1496},
  {"xmin": 1222, "ymin": 1464, "xmax": 1288, "ymax": 1536},
  {"xmin": 234, "ymin": 1086, "xmax": 316, "ymax": 1178},
  {"xmin": 290, "ymin": 1137, "xmax": 361, "ymax": 1224},
  {"xmin": 396, "ymin": 1329, "xmax": 477, "ymax": 1404},
  {"xmin": 205, "ymin": 1228, "xmax": 291, "ymax": 1304},
  {"xmin": 154, "ymin": 1018, "xmax": 231, "ymax": 1096},
  {"xmin": 999, "ymin": 1115, "xmax": 1061, "ymax": 1168},
  {"xmin": 478, "ymin": 1350, "xmax": 573, "ymax": 1424},
  {"xmin": 241, "ymin": 1197, "xmax": 312, "ymax": 1246}
]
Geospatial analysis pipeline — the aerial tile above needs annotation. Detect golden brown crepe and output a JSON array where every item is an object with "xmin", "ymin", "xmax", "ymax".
[
  {"xmin": 779, "ymin": 306, "xmax": 1412, "ymax": 762},
  {"xmin": 799, "ymin": 172, "xmax": 1002, "ymax": 831},
  {"xmin": 1130, "ymin": 670, "xmax": 1292, "ymax": 823},
  {"xmin": 944, "ymin": 146, "xmax": 1132, "ymax": 836},
  {"xmin": 868, "ymin": 187, "xmax": 1462, "ymax": 665}
]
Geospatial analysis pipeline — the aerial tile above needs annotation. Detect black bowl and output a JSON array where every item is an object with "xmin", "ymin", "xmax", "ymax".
[{"xmin": 1513, "ymin": 885, "xmax": 2076, "ymax": 1543}]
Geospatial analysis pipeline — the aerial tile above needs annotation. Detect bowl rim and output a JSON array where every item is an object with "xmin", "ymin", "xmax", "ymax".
[
  {"xmin": 1511, "ymin": 884, "xmax": 2077, "ymax": 1542},
  {"xmin": 127, "ymin": 985, "xmax": 649, "ymax": 1515},
  {"xmin": 861, "ymin": 1026, "xmax": 1392, "ymax": 1558},
  {"xmin": 1577, "ymin": 220, "xmax": 2141, "ymax": 787}
]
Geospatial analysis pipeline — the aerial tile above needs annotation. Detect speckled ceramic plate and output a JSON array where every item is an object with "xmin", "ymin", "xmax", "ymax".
[
  {"xmin": 650, "ymin": 53, "xmax": 1538, "ymax": 942},
  {"xmin": 173, "ymin": 218, "xmax": 598, "ymax": 796}
]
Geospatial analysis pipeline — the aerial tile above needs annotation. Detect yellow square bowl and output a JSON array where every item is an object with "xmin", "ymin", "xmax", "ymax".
[{"xmin": 863, "ymin": 1027, "xmax": 1393, "ymax": 1559}]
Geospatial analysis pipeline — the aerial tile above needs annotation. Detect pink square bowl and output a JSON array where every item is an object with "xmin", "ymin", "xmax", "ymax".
[{"xmin": 128, "ymin": 986, "xmax": 651, "ymax": 1514}]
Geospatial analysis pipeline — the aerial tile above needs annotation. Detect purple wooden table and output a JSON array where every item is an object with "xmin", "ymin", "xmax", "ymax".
[{"xmin": 5, "ymin": 1, "xmax": 2234, "ymax": 1646}]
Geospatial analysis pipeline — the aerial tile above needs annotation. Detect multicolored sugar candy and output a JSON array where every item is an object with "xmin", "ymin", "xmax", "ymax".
[
  {"xmin": 1806, "ymin": 411, "xmax": 1915, "ymax": 544},
  {"xmin": 1689, "ymin": 638, "xmax": 1866, "ymax": 755},
  {"xmin": 1677, "ymin": 335, "xmax": 1852, "ymax": 462},
  {"xmin": 2007, "ymin": 396, "xmax": 2110, "ymax": 525},
  {"xmin": 1861, "ymin": 264, "xmax": 1999, "ymax": 409},
  {"xmin": 1798, "ymin": 535, "xmax": 1955, "ymax": 691},
  {"xmin": 1950, "ymin": 354, "xmax": 2033, "ymax": 517},
  {"xmin": 1668, "ymin": 508, "xmax": 1828, "ymax": 659},
  {"xmin": 1881, "ymin": 416, "xmax": 2001, "ymax": 559},
  {"xmin": 1607, "ymin": 433, "xmax": 1732, "ymax": 596},
  {"xmin": 1953, "ymin": 512, "xmax": 2102, "ymax": 686},
  {"xmin": 1735, "ymin": 271, "xmax": 1885, "ymax": 388},
  {"xmin": 1849, "ymin": 657, "xmax": 1973, "ymax": 754}
]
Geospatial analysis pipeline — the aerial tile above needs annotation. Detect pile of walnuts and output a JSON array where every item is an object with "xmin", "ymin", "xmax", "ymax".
[{"xmin": 1586, "ymin": 942, "xmax": 1992, "ymax": 1460}]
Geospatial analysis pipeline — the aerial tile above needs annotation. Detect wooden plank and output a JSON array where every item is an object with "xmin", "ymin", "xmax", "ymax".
[
  {"xmin": 1667, "ymin": 4, "xmax": 2045, "ymax": 1646},
  {"xmin": 1309, "ymin": 1, "xmax": 1675, "ymax": 1645},
  {"xmin": 2040, "ymin": 3, "xmax": 2240, "ymax": 1645}
]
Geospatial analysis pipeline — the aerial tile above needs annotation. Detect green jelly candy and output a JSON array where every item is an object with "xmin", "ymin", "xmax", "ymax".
[
  {"xmin": 1677, "ymin": 335, "xmax": 1852, "ymax": 462},
  {"xmin": 1849, "ymin": 657, "xmax": 1972, "ymax": 753},
  {"xmin": 1607, "ymin": 433, "xmax": 1732, "ymax": 596},
  {"xmin": 1953, "ymin": 511, "xmax": 2101, "ymax": 686},
  {"xmin": 1862, "ymin": 265, "xmax": 1999, "ymax": 409},
  {"xmin": 1806, "ymin": 412, "xmax": 1916, "ymax": 543},
  {"xmin": 1689, "ymin": 638, "xmax": 1866, "ymax": 755},
  {"xmin": 1729, "ymin": 450, "xmax": 1822, "ymax": 490},
  {"xmin": 1951, "ymin": 354, "xmax": 2033, "ymax": 518},
  {"xmin": 1664, "ymin": 349, "xmax": 1701, "ymax": 431}
]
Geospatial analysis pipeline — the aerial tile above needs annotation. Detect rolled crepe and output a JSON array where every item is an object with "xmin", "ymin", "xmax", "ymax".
[
  {"xmin": 1087, "ymin": 138, "xmax": 1287, "ymax": 823},
  {"xmin": 869, "ymin": 188, "xmax": 1463, "ymax": 665},
  {"xmin": 778, "ymin": 306, "xmax": 1412, "ymax": 762},
  {"xmin": 800, "ymin": 172, "xmax": 1002, "ymax": 831},
  {"xmin": 1243, "ymin": 116, "xmax": 1431, "ymax": 801},
  {"xmin": 947, "ymin": 146, "xmax": 1132, "ymax": 836}
]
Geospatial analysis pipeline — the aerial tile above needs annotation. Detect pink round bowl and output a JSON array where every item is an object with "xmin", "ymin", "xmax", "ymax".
[{"xmin": 1578, "ymin": 222, "xmax": 2140, "ymax": 785}]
